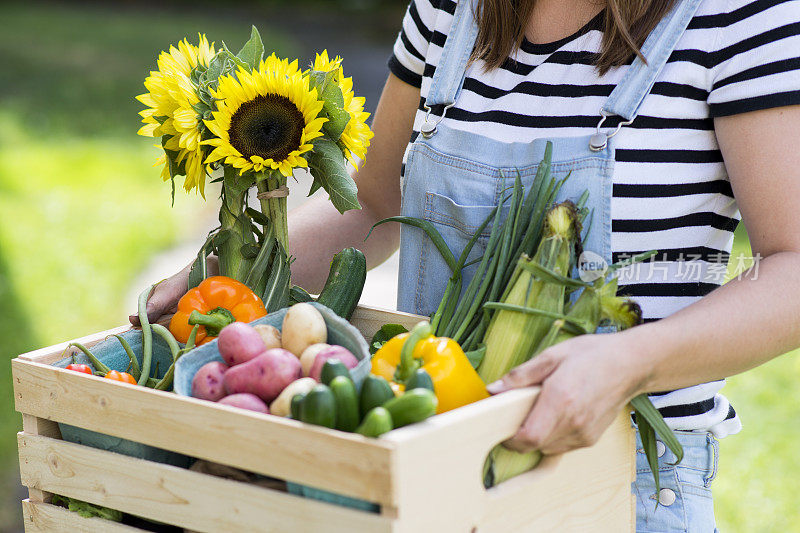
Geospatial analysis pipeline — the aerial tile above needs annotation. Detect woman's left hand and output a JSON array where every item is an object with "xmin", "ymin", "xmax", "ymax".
[{"xmin": 486, "ymin": 331, "xmax": 645, "ymax": 455}]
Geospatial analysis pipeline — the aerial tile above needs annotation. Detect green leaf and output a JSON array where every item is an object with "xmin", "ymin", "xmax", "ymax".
[
  {"xmin": 188, "ymin": 229, "xmax": 219, "ymax": 289},
  {"xmin": 220, "ymin": 41, "xmax": 249, "ymax": 71},
  {"xmin": 370, "ymin": 324, "xmax": 409, "ymax": 355},
  {"xmin": 236, "ymin": 26, "xmax": 264, "ymax": 69},
  {"xmin": 52, "ymin": 495, "xmax": 122, "ymax": 522},
  {"xmin": 320, "ymin": 81, "xmax": 350, "ymax": 141},
  {"xmin": 308, "ymin": 69, "xmax": 332, "ymax": 92},
  {"xmin": 203, "ymin": 50, "xmax": 231, "ymax": 86},
  {"xmin": 308, "ymin": 178, "xmax": 323, "ymax": 196},
  {"xmin": 289, "ymin": 285, "xmax": 314, "ymax": 305},
  {"xmin": 464, "ymin": 345, "xmax": 486, "ymax": 369},
  {"xmin": 637, "ymin": 413, "xmax": 662, "ymax": 501},
  {"xmin": 240, "ymin": 243, "xmax": 260, "ymax": 259},
  {"xmin": 307, "ymin": 138, "xmax": 361, "ymax": 213},
  {"xmin": 222, "ymin": 165, "xmax": 254, "ymax": 197},
  {"xmin": 368, "ymin": 216, "xmax": 458, "ymax": 274},
  {"xmin": 308, "ymin": 69, "xmax": 351, "ymax": 141},
  {"xmin": 245, "ymin": 206, "xmax": 270, "ymax": 227},
  {"xmin": 631, "ymin": 394, "xmax": 684, "ymax": 464}
]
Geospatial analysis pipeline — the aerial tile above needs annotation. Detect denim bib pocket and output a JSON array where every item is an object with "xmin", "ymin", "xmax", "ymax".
[{"xmin": 411, "ymin": 191, "xmax": 500, "ymax": 317}]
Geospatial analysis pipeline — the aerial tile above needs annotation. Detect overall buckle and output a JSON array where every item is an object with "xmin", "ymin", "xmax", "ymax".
[
  {"xmin": 420, "ymin": 102, "xmax": 455, "ymax": 138},
  {"xmin": 589, "ymin": 110, "xmax": 633, "ymax": 152}
]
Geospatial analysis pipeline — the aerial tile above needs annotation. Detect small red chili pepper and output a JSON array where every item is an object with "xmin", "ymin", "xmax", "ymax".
[
  {"xmin": 65, "ymin": 364, "xmax": 93, "ymax": 375},
  {"xmin": 104, "ymin": 371, "xmax": 137, "ymax": 385}
]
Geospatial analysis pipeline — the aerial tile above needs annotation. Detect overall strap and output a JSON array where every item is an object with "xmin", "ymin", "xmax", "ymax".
[
  {"xmin": 425, "ymin": 0, "xmax": 479, "ymax": 108},
  {"xmin": 602, "ymin": 0, "xmax": 704, "ymax": 121}
]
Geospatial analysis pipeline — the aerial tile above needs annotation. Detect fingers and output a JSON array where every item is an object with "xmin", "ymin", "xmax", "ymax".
[
  {"xmin": 486, "ymin": 350, "xmax": 563, "ymax": 394},
  {"xmin": 128, "ymin": 273, "xmax": 187, "ymax": 326},
  {"xmin": 502, "ymin": 368, "xmax": 604, "ymax": 455},
  {"xmin": 503, "ymin": 385, "xmax": 561, "ymax": 453}
]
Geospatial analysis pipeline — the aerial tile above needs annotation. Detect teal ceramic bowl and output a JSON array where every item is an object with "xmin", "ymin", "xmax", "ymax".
[{"xmin": 173, "ymin": 303, "xmax": 379, "ymax": 513}]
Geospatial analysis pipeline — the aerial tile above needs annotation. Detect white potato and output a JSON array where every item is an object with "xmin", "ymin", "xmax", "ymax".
[{"xmin": 281, "ymin": 303, "xmax": 327, "ymax": 357}]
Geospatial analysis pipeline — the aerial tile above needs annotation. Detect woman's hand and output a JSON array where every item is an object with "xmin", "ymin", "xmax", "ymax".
[
  {"xmin": 128, "ymin": 256, "xmax": 218, "ymax": 327},
  {"xmin": 486, "ymin": 332, "xmax": 645, "ymax": 456}
]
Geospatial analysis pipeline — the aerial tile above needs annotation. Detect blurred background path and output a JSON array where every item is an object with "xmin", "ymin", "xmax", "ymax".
[{"xmin": 0, "ymin": 2, "xmax": 797, "ymax": 532}]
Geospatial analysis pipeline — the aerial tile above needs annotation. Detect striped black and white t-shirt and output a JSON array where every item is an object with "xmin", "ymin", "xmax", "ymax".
[{"xmin": 389, "ymin": 0, "xmax": 800, "ymax": 437}]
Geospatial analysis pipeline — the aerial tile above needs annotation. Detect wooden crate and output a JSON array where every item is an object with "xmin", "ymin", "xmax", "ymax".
[{"xmin": 13, "ymin": 305, "xmax": 635, "ymax": 532}]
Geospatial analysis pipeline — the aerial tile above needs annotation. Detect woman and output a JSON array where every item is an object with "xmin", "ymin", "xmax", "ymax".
[{"xmin": 137, "ymin": 0, "xmax": 800, "ymax": 530}]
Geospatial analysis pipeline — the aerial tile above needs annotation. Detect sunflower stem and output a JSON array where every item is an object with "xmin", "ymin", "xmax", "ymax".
[
  {"xmin": 257, "ymin": 175, "xmax": 289, "ymax": 251},
  {"xmin": 218, "ymin": 166, "xmax": 256, "ymax": 283}
]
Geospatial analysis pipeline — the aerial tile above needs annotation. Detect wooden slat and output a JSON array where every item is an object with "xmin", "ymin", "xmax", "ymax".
[
  {"xmin": 19, "ymin": 434, "xmax": 392, "ymax": 533},
  {"xmin": 478, "ymin": 410, "xmax": 634, "ymax": 533},
  {"xmin": 15, "ymin": 303, "xmax": 419, "ymax": 366},
  {"xmin": 349, "ymin": 306, "xmax": 423, "ymax": 340},
  {"xmin": 17, "ymin": 326, "xmax": 130, "ymax": 365},
  {"xmin": 12, "ymin": 359, "xmax": 396, "ymax": 505},
  {"xmin": 382, "ymin": 388, "xmax": 634, "ymax": 533},
  {"xmin": 21, "ymin": 415, "xmax": 60, "ymax": 504},
  {"xmin": 21, "ymin": 500, "xmax": 144, "ymax": 532}
]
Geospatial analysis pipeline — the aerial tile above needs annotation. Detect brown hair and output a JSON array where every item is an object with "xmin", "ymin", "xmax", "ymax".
[{"xmin": 473, "ymin": 0, "xmax": 677, "ymax": 75}]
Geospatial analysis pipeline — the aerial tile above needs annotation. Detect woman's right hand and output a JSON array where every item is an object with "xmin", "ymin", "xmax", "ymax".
[{"xmin": 129, "ymin": 256, "xmax": 218, "ymax": 327}]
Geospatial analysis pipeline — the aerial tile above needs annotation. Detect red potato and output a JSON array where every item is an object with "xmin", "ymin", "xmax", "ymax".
[
  {"xmin": 218, "ymin": 393, "xmax": 269, "ymax": 414},
  {"xmin": 223, "ymin": 348, "xmax": 302, "ymax": 402},
  {"xmin": 191, "ymin": 361, "xmax": 229, "ymax": 402},
  {"xmin": 309, "ymin": 346, "xmax": 359, "ymax": 382},
  {"xmin": 218, "ymin": 322, "xmax": 267, "ymax": 366}
]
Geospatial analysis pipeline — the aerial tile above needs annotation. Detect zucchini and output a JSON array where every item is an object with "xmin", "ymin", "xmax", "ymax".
[
  {"xmin": 356, "ymin": 407, "xmax": 393, "ymax": 438},
  {"xmin": 382, "ymin": 389, "xmax": 437, "ymax": 427},
  {"xmin": 405, "ymin": 368, "xmax": 434, "ymax": 392},
  {"xmin": 299, "ymin": 385, "xmax": 336, "ymax": 429},
  {"xmin": 360, "ymin": 375, "xmax": 395, "ymax": 418},
  {"xmin": 330, "ymin": 376, "xmax": 360, "ymax": 432},
  {"xmin": 320, "ymin": 359, "xmax": 352, "ymax": 386},
  {"xmin": 316, "ymin": 248, "xmax": 367, "ymax": 320},
  {"xmin": 290, "ymin": 392, "xmax": 307, "ymax": 420}
]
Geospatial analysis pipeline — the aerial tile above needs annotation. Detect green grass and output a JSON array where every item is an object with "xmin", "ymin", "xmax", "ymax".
[
  {"xmin": 714, "ymin": 226, "xmax": 800, "ymax": 532},
  {"xmin": 0, "ymin": 2, "xmax": 295, "ymax": 528}
]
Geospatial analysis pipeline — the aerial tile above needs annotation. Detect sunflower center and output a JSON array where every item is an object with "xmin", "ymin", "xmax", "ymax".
[{"xmin": 228, "ymin": 95, "xmax": 304, "ymax": 163}]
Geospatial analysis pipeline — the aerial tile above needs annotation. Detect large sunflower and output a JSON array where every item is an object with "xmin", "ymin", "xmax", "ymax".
[
  {"xmin": 313, "ymin": 50, "xmax": 374, "ymax": 167},
  {"xmin": 137, "ymin": 35, "xmax": 215, "ymax": 196},
  {"xmin": 203, "ymin": 55, "xmax": 327, "ymax": 178}
]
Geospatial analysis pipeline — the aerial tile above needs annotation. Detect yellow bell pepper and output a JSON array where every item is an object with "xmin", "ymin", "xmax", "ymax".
[{"xmin": 371, "ymin": 322, "xmax": 489, "ymax": 413}]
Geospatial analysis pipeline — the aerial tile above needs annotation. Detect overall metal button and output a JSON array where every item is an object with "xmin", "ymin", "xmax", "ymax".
[
  {"xmin": 420, "ymin": 120, "xmax": 437, "ymax": 138},
  {"xmin": 656, "ymin": 440, "xmax": 666, "ymax": 458},
  {"xmin": 657, "ymin": 488, "xmax": 677, "ymax": 506},
  {"xmin": 589, "ymin": 132, "xmax": 608, "ymax": 151}
]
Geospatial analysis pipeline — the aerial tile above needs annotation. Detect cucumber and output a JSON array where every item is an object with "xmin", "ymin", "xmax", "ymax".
[
  {"xmin": 299, "ymin": 385, "xmax": 336, "ymax": 429},
  {"xmin": 382, "ymin": 389, "xmax": 438, "ymax": 427},
  {"xmin": 330, "ymin": 376, "xmax": 360, "ymax": 432},
  {"xmin": 405, "ymin": 368, "xmax": 434, "ymax": 392},
  {"xmin": 320, "ymin": 359, "xmax": 352, "ymax": 386},
  {"xmin": 356, "ymin": 407, "xmax": 393, "ymax": 438},
  {"xmin": 290, "ymin": 392, "xmax": 307, "ymax": 420},
  {"xmin": 360, "ymin": 375, "xmax": 395, "ymax": 418},
  {"xmin": 316, "ymin": 248, "xmax": 367, "ymax": 320}
]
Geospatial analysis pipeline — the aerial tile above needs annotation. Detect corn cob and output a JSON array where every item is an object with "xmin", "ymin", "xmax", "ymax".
[{"xmin": 477, "ymin": 202, "xmax": 580, "ymax": 384}]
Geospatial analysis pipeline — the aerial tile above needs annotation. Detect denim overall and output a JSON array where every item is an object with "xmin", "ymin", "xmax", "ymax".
[{"xmin": 397, "ymin": 0, "xmax": 719, "ymax": 530}]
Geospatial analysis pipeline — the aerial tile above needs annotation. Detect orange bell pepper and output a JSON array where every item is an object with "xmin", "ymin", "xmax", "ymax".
[{"xmin": 169, "ymin": 276, "xmax": 268, "ymax": 345}]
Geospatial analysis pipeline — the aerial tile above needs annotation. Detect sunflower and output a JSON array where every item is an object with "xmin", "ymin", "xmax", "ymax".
[
  {"xmin": 313, "ymin": 50, "xmax": 374, "ymax": 167},
  {"xmin": 136, "ymin": 35, "xmax": 215, "ymax": 196},
  {"xmin": 202, "ymin": 55, "xmax": 327, "ymax": 178}
]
